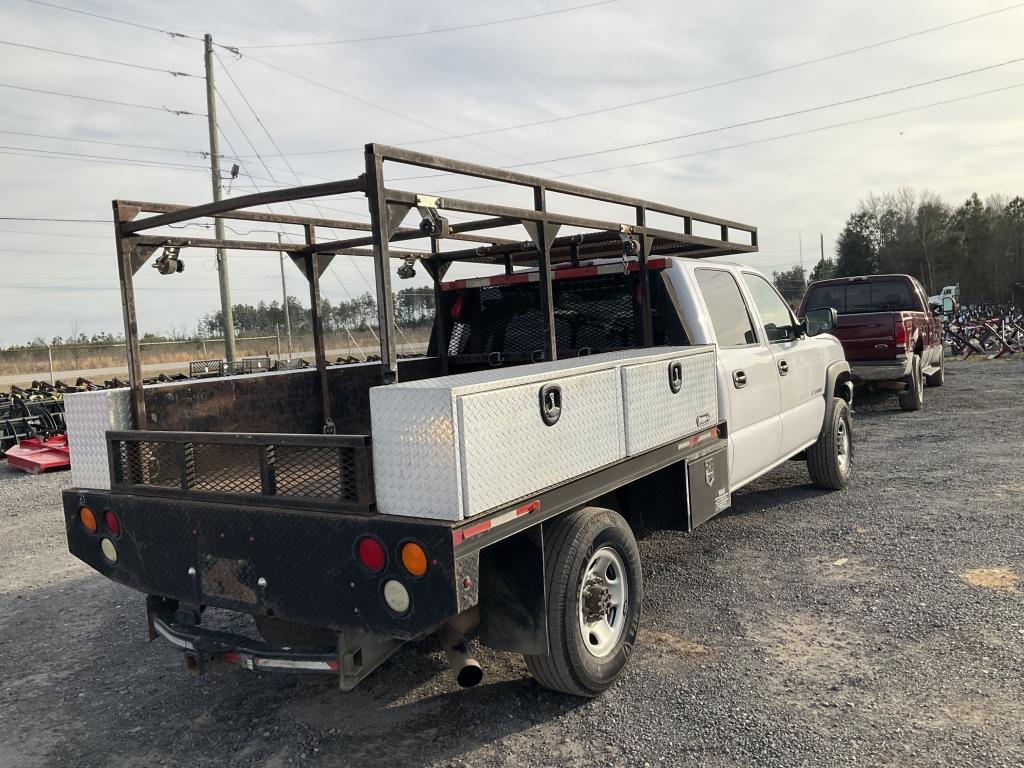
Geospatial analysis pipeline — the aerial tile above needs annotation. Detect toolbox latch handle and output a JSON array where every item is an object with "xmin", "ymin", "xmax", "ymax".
[
  {"xmin": 539, "ymin": 384, "xmax": 562, "ymax": 426},
  {"xmin": 668, "ymin": 361, "xmax": 683, "ymax": 394}
]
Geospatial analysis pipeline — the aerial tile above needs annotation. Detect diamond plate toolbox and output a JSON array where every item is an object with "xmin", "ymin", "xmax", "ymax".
[
  {"xmin": 65, "ymin": 387, "xmax": 132, "ymax": 490},
  {"xmin": 620, "ymin": 345, "xmax": 718, "ymax": 456},
  {"xmin": 370, "ymin": 347, "xmax": 712, "ymax": 521}
]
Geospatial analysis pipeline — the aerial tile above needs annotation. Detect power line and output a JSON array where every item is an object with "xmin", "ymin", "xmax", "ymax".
[
  {"xmin": 0, "ymin": 217, "xmax": 109, "ymax": 223},
  {"xmin": 213, "ymin": 54, "xmax": 380, "ymax": 303},
  {"xmin": 475, "ymin": 55, "xmax": 1024, "ymax": 171},
  {"xmin": 381, "ymin": 55, "xmax": 1024, "ymax": 183},
  {"xmin": 237, "ymin": 0, "xmax": 618, "ymax": 48},
  {"xmin": 246, "ymin": 1, "xmax": 1024, "ymax": 158},
  {"xmin": 0, "ymin": 143, "xmax": 213, "ymax": 170},
  {"xmin": 0, "ymin": 39, "xmax": 199, "ymax": 77},
  {"xmin": 0, "ymin": 227, "xmax": 110, "ymax": 239},
  {"xmin": 0, "ymin": 129, "xmax": 201, "ymax": 156},
  {"xmin": 433, "ymin": 80, "xmax": 1024, "ymax": 192},
  {"xmin": 236, "ymin": 52, "xmax": 546, "ymax": 168},
  {"xmin": 19, "ymin": 0, "xmax": 574, "ymax": 180},
  {"xmin": 22, "ymin": 0, "xmax": 202, "ymax": 41},
  {"xmin": 0, "ymin": 82, "xmax": 205, "ymax": 116}
]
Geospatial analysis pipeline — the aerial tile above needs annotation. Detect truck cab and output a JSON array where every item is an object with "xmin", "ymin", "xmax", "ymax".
[{"xmin": 662, "ymin": 260, "xmax": 849, "ymax": 490}]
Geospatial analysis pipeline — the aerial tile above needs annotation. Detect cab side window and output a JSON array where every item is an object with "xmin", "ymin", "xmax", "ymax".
[
  {"xmin": 742, "ymin": 273, "xmax": 797, "ymax": 342},
  {"xmin": 694, "ymin": 269, "xmax": 758, "ymax": 346}
]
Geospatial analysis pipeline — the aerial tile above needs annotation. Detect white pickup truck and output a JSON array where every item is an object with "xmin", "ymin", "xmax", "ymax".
[{"xmin": 60, "ymin": 145, "xmax": 854, "ymax": 699}]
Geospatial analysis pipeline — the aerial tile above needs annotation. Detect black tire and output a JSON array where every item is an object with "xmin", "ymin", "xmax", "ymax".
[
  {"xmin": 255, "ymin": 616, "xmax": 336, "ymax": 648},
  {"xmin": 898, "ymin": 354, "xmax": 924, "ymax": 411},
  {"xmin": 925, "ymin": 351, "xmax": 944, "ymax": 387},
  {"xmin": 807, "ymin": 397, "xmax": 853, "ymax": 490},
  {"xmin": 524, "ymin": 507, "xmax": 642, "ymax": 697}
]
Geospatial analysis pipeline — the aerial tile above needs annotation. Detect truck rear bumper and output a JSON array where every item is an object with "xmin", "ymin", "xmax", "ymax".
[
  {"xmin": 63, "ymin": 488, "xmax": 462, "ymax": 640},
  {"xmin": 147, "ymin": 603, "xmax": 405, "ymax": 690},
  {"xmin": 849, "ymin": 356, "xmax": 912, "ymax": 382},
  {"xmin": 151, "ymin": 612, "xmax": 340, "ymax": 674}
]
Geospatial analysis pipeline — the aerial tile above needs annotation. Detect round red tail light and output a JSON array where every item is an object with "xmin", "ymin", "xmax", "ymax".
[
  {"xmin": 103, "ymin": 510, "xmax": 120, "ymax": 537},
  {"xmin": 356, "ymin": 536, "xmax": 386, "ymax": 573}
]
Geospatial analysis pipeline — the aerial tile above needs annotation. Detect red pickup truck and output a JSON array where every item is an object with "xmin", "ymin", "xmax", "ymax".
[{"xmin": 798, "ymin": 274, "xmax": 944, "ymax": 411}]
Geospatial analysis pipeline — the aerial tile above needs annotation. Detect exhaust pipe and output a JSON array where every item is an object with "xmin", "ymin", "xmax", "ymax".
[
  {"xmin": 444, "ymin": 639, "xmax": 483, "ymax": 688},
  {"xmin": 438, "ymin": 612, "xmax": 483, "ymax": 688}
]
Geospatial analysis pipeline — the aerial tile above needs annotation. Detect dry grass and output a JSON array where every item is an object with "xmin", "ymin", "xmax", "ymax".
[{"xmin": 0, "ymin": 328, "xmax": 432, "ymax": 380}]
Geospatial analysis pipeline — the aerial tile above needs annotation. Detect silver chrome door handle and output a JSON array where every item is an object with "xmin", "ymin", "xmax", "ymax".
[
  {"xmin": 778, "ymin": 360, "xmax": 789, "ymax": 376},
  {"xmin": 732, "ymin": 370, "xmax": 747, "ymax": 389}
]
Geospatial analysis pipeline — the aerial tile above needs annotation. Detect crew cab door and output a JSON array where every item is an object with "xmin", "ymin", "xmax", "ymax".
[
  {"xmin": 741, "ymin": 272, "xmax": 826, "ymax": 457},
  {"xmin": 693, "ymin": 268, "xmax": 782, "ymax": 488}
]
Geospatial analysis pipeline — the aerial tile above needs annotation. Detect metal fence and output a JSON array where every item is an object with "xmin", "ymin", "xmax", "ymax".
[{"xmin": 0, "ymin": 327, "xmax": 430, "ymax": 383}]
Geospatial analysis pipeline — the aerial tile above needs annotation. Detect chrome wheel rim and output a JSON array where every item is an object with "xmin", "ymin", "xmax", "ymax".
[
  {"xmin": 836, "ymin": 418, "xmax": 850, "ymax": 473},
  {"xmin": 578, "ymin": 546, "xmax": 628, "ymax": 659}
]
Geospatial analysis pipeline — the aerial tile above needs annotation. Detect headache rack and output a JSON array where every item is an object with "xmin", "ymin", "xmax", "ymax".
[
  {"xmin": 110, "ymin": 142, "xmax": 758, "ymax": 435},
  {"xmin": 107, "ymin": 431, "xmax": 375, "ymax": 513}
]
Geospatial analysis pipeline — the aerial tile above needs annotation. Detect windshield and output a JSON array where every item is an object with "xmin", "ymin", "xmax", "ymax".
[{"xmin": 805, "ymin": 280, "xmax": 918, "ymax": 314}]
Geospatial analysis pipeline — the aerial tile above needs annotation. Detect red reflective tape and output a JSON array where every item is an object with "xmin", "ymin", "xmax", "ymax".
[
  {"xmin": 327, "ymin": 661, "xmax": 339, "ymax": 671},
  {"xmin": 689, "ymin": 435, "xmax": 700, "ymax": 445},
  {"xmin": 452, "ymin": 529, "xmax": 464, "ymax": 546},
  {"xmin": 516, "ymin": 500, "xmax": 541, "ymax": 516},
  {"xmin": 495, "ymin": 273, "xmax": 534, "ymax": 286},
  {"xmin": 462, "ymin": 519, "xmax": 492, "ymax": 540},
  {"xmin": 553, "ymin": 265, "xmax": 599, "ymax": 281},
  {"xmin": 441, "ymin": 279, "xmax": 468, "ymax": 292},
  {"xmin": 223, "ymin": 652, "xmax": 240, "ymax": 664}
]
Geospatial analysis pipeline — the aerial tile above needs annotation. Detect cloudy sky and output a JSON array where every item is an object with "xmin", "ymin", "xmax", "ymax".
[{"xmin": 1, "ymin": 0, "xmax": 1022, "ymax": 347}]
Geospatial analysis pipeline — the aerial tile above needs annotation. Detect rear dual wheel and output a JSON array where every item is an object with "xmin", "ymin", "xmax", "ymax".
[{"xmin": 524, "ymin": 507, "xmax": 642, "ymax": 697}]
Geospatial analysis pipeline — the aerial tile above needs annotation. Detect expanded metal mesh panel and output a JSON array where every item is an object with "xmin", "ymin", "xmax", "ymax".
[
  {"xmin": 192, "ymin": 442, "xmax": 262, "ymax": 495},
  {"xmin": 114, "ymin": 440, "xmax": 183, "ymax": 488},
  {"xmin": 109, "ymin": 433, "xmax": 371, "ymax": 510},
  {"xmin": 449, "ymin": 274, "xmax": 638, "ymax": 357},
  {"xmin": 274, "ymin": 444, "xmax": 358, "ymax": 501}
]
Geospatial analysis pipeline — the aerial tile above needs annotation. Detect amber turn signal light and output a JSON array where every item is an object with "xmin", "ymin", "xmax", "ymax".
[
  {"xmin": 400, "ymin": 542, "xmax": 428, "ymax": 577},
  {"xmin": 79, "ymin": 506, "xmax": 98, "ymax": 534}
]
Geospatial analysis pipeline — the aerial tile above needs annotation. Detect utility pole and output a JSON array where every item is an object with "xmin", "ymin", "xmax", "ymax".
[
  {"xmin": 278, "ymin": 232, "xmax": 293, "ymax": 358},
  {"xmin": 798, "ymin": 233, "xmax": 804, "ymax": 274},
  {"xmin": 204, "ymin": 33, "xmax": 236, "ymax": 362}
]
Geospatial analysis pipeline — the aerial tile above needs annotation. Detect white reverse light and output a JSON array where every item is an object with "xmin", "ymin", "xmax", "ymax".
[
  {"xmin": 100, "ymin": 538, "xmax": 118, "ymax": 564},
  {"xmin": 382, "ymin": 579, "xmax": 410, "ymax": 614}
]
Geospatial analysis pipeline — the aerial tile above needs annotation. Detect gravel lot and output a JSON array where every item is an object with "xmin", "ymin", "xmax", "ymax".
[{"xmin": 1, "ymin": 358, "xmax": 1022, "ymax": 767}]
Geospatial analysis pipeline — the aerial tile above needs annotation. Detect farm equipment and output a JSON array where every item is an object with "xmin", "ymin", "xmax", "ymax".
[{"xmin": 4, "ymin": 433, "xmax": 71, "ymax": 474}]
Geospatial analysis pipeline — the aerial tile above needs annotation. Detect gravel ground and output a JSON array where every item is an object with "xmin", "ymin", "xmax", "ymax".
[{"xmin": 1, "ymin": 358, "xmax": 1022, "ymax": 767}]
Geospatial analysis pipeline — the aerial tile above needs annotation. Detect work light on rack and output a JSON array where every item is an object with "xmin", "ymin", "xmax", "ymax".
[
  {"xmin": 397, "ymin": 256, "xmax": 417, "ymax": 279},
  {"xmin": 152, "ymin": 245, "xmax": 185, "ymax": 275}
]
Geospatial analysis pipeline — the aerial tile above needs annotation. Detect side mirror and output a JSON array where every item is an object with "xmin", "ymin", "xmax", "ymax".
[
  {"xmin": 802, "ymin": 307, "xmax": 838, "ymax": 337},
  {"xmin": 941, "ymin": 296, "xmax": 955, "ymax": 313}
]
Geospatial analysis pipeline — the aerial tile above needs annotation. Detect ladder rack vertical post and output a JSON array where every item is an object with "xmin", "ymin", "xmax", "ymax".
[
  {"xmin": 113, "ymin": 201, "xmax": 147, "ymax": 429},
  {"xmin": 365, "ymin": 148, "xmax": 399, "ymax": 383},
  {"xmin": 303, "ymin": 223, "xmax": 334, "ymax": 434},
  {"xmin": 534, "ymin": 186, "xmax": 557, "ymax": 361},
  {"xmin": 636, "ymin": 206, "xmax": 653, "ymax": 347}
]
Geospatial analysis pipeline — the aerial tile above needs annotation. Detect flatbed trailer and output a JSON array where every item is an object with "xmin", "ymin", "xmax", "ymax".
[{"xmin": 58, "ymin": 143, "xmax": 839, "ymax": 697}]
